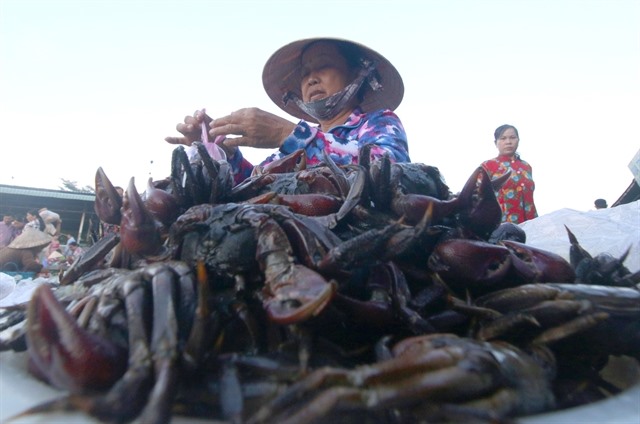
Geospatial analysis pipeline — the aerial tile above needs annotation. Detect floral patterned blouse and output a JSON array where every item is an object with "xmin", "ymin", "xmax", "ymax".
[
  {"xmin": 225, "ymin": 107, "xmax": 410, "ymax": 185},
  {"xmin": 481, "ymin": 154, "xmax": 538, "ymax": 224}
]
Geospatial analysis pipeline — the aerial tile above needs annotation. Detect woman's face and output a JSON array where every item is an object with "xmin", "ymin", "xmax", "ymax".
[
  {"xmin": 496, "ymin": 127, "xmax": 519, "ymax": 157},
  {"xmin": 300, "ymin": 42, "xmax": 351, "ymax": 103},
  {"xmin": 26, "ymin": 212, "xmax": 36, "ymax": 221}
]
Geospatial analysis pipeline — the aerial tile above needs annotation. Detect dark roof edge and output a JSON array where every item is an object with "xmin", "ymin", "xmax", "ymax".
[{"xmin": 612, "ymin": 180, "xmax": 640, "ymax": 207}]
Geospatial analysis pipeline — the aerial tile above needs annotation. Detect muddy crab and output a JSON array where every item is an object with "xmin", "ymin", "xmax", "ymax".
[
  {"xmin": 22, "ymin": 261, "xmax": 204, "ymax": 423},
  {"xmin": 566, "ymin": 225, "xmax": 640, "ymax": 287},
  {"xmin": 473, "ymin": 283, "xmax": 640, "ymax": 359},
  {"xmin": 471, "ymin": 281, "xmax": 640, "ymax": 408},
  {"xmin": 247, "ymin": 333, "xmax": 556, "ymax": 424},
  {"xmin": 167, "ymin": 202, "xmax": 340, "ymax": 325},
  {"xmin": 4, "ymin": 138, "xmax": 640, "ymax": 424}
]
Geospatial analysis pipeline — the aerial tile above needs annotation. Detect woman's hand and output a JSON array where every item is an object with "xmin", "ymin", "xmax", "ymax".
[
  {"xmin": 164, "ymin": 110, "xmax": 212, "ymax": 146},
  {"xmin": 210, "ymin": 108, "xmax": 296, "ymax": 150}
]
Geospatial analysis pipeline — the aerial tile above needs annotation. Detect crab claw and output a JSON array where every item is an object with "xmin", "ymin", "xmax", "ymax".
[
  {"xmin": 428, "ymin": 238, "xmax": 513, "ymax": 295},
  {"xmin": 565, "ymin": 225, "xmax": 593, "ymax": 269},
  {"xmin": 262, "ymin": 264, "xmax": 337, "ymax": 325},
  {"xmin": 94, "ymin": 167, "xmax": 123, "ymax": 225},
  {"xmin": 254, "ymin": 149, "xmax": 307, "ymax": 176},
  {"xmin": 120, "ymin": 177, "xmax": 163, "ymax": 256},
  {"xmin": 143, "ymin": 177, "xmax": 180, "ymax": 227},
  {"xmin": 501, "ymin": 240, "xmax": 576, "ymax": 283},
  {"xmin": 26, "ymin": 285, "xmax": 127, "ymax": 392},
  {"xmin": 457, "ymin": 167, "xmax": 504, "ymax": 239},
  {"xmin": 257, "ymin": 193, "xmax": 343, "ymax": 216}
]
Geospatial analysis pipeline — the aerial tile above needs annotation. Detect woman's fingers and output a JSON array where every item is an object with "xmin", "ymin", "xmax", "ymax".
[{"xmin": 164, "ymin": 136, "xmax": 191, "ymax": 146}]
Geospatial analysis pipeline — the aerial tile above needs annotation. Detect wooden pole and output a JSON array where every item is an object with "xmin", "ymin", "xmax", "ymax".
[{"xmin": 78, "ymin": 211, "xmax": 86, "ymax": 242}]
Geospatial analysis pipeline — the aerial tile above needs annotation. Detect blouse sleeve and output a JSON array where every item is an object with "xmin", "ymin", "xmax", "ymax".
[
  {"xmin": 226, "ymin": 109, "xmax": 410, "ymax": 185},
  {"xmin": 278, "ymin": 109, "xmax": 410, "ymax": 165}
]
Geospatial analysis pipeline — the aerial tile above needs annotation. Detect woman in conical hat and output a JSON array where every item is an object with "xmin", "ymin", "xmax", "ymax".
[
  {"xmin": 0, "ymin": 228, "xmax": 52, "ymax": 273},
  {"xmin": 166, "ymin": 37, "xmax": 410, "ymax": 185}
]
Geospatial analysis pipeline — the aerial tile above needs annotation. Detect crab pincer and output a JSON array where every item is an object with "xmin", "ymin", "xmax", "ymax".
[
  {"xmin": 255, "ymin": 214, "xmax": 337, "ymax": 324},
  {"xmin": 26, "ymin": 284, "xmax": 127, "ymax": 392},
  {"xmin": 94, "ymin": 167, "xmax": 123, "ymax": 225},
  {"xmin": 120, "ymin": 177, "xmax": 163, "ymax": 256}
]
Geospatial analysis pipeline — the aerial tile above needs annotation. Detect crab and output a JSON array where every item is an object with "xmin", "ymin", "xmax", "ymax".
[
  {"xmin": 471, "ymin": 282, "xmax": 640, "ymax": 408},
  {"xmin": 473, "ymin": 283, "xmax": 640, "ymax": 360},
  {"xmin": 365, "ymin": 152, "xmax": 511, "ymax": 241},
  {"xmin": 231, "ymin": 149, "xmax": 369, "ymax": 228},
  {"xmin": 20, "ymin": 261, "xmax": 208, "ymax": 423},
  {"xmin": 166, "ymin": 200, "xmax": 434, "ymax": 327},
  {"xmin": 246, "ymin": 333, "xmax": 556, "ymax": 424},
  {"xmin": 167, "ymin": 202, "xmax": 341, "ymax": 325},
  {"xmin": 565, "ymin": 225, "xmax": 640, "ymax": 287},
  {"xmin": 168, "ymin": 141, "xmax": 235, "ymax": 209}
]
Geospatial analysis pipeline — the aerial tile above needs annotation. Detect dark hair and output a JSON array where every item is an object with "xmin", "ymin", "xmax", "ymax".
[
  {"xmin": 27, "ymin": 209, "xmax": 46, "ymax": 231},
  {"xmin": 594, "ymin": 198, "xmax": 607, "ymax": 208},
  {"xmin": 494, "ymin": 124, "xmax": 519, "ymax": 143}
]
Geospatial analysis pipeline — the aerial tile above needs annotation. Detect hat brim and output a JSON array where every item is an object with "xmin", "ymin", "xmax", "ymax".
[
  {"xmin": 262, "ymin": 37, "xmax": 404, "ymax": 123},
  {"xmin": 8, "ymin": 229, "xmax": 52, "ymax": 250}
]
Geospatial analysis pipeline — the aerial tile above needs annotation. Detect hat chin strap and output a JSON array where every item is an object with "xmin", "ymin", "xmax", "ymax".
[{"xmin": 283, "ymin": 60, "xmax": 380, "ymax": 122}]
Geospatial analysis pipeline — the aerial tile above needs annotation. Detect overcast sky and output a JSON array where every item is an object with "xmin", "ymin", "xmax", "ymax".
[{"xmin": 1, "ymin": 0, "xmax": 638, "ymax": 216}]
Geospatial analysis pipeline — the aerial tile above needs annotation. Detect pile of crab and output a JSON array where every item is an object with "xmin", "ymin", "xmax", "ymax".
[{"xmin": 1, "ymin": 142, "xmax": 639, "ymax": 424}]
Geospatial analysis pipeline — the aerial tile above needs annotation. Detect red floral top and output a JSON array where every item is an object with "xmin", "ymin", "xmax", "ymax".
[{"xmin": 481, "ymin": 154, "xmax": 538, "ymax": 224}]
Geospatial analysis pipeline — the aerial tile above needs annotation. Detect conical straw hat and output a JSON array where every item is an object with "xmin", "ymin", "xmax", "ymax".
[
  {"xmin": 262, "ymin": 37, "xmax": 404, "ymax": 123},
  {"xmin": 8, "ymin": 229, "xmax": 52, "ymax": 250}
]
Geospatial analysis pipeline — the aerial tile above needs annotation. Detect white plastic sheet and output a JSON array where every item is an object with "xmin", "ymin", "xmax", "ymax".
[{"xmin": 519, "ymin": 200, "xmax": 640, "ymax": 273}]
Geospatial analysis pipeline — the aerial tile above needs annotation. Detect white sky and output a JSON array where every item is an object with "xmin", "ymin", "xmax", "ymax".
[{"xmin": 1, "ymin": 0, "xmax": 638, "ymax": 216}]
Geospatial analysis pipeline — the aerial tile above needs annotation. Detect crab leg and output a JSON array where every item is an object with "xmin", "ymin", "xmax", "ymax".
[
  {"xmin": 60, "ymin": 232, "xmax": 120, "ymax": 285},
  {"xmin": 181, "ymin": 260, "xmax": 216, "ymax": 369},
  {"xmin": 138, "ymin": 263, "xmax": 182, "ymax": 424}
]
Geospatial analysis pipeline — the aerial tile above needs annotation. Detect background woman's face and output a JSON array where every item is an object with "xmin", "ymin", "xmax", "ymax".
[
  {"xmin": 496, "ymin": 127, "xmax": 519, "ymax": 156},
  {"xmin": 299, "ymin": 42, "xmax": 350, "ymax": 103}
]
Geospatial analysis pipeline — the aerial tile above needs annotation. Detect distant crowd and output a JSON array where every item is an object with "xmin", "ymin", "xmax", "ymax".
[{"xmin": 0, "ymin": 207, "xmax": 84, "ymax": 275}]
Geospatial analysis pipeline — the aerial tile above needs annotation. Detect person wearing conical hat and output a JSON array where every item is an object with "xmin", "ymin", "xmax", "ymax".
[
  {"xmin": 0, "ymin": 214, "xmax": 20, "ymax": 249},
  {"xmin": 0, "ymin": 228, "xmax": 52, "ymax": 273},
  {"xmin": 166, "ymin": 38, "xmax": 410, "ymax": 185}
]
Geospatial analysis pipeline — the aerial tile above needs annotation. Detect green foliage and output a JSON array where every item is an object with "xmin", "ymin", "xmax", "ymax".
[{"xmin": 59, "ymin": 179, "xmax": 95, "ymax": 194}]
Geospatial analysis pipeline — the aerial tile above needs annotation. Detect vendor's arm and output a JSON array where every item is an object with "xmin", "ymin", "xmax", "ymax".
[
  {"xmin": 270, "ymin": 109, "xmax": 410, "ymax": 166},
  {"xmin": 210, "ymin": 108, "xmax": 297, "ymax": 184}
]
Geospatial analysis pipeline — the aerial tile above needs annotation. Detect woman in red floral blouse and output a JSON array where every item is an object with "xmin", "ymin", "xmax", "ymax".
[{"xmin": 481, "ymin": 124, "xmax": 538, "ymax": 224}]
